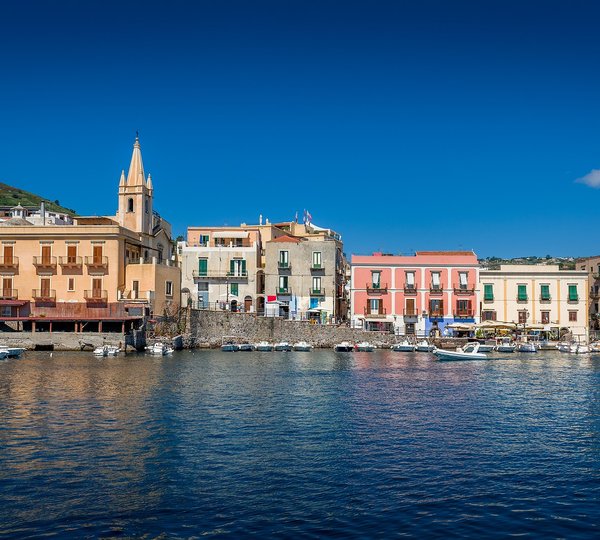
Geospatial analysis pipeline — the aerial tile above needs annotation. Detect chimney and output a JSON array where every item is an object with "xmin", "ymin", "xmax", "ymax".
[{"xmin": 40, "ymin": 201, "xmax": 46, "ymax": 226}]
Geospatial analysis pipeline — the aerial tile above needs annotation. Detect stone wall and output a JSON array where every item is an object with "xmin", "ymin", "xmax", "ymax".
[{"xmin": 0, "ymin": 332, "xmax": 126, "ymax": 351}]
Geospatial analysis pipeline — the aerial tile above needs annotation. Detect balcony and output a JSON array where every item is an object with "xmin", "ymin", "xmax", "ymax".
[
  {"xmin": 403, "ymin": 309, "xmax": 419, "ymax": 317},
  {"xmin": 85, "ymin": 256, "xmax": 109, "ymax": 270},
  {"xmin": 84, "ymin": 289, "xmax": 108, "ymax": 302},
  {"xmin": 0, "ymin": 289, "xmax": 18, "ymax": 300},
  {"xmin": 429, "ymin": 286, "xmax": 443, "ymax": 295},
  {"xmin": 310, "ymin": 263, "xmax": 324, "ymax": 271},
  {"xmin": 278, "ymin": 262, "xmax": 292, "ymax": 271},
  {"xmin": 364, "ymin": 307, "xmax": 387, "ymax": 318},
  {"xmin": 454, "ymin": 310, "xmax": 474, "ymax": 319},
  {"xmin": 32, "ymin": 289, "xmax": 56, "ymax": 301},
  {"xmin": 404, "ymin": 285, "xmax": 417, "ymax": 294},
  {"xmin": 59, "ymin": 256, "xmax": 83, "ymax": 268},
  {"xmin": 192, "ymin": 270, "xmax": 248, "ymax": 280},
  {"xmin": 119, "ymin": 290, "xmax": 153, "ymax": 302},
  {"xmin": 33, "ymin": 256, "xmax": 57, "ymax": 269},
  {"xmin": 0, "ymin": 256, "xmax": 19, "ymax": 270},
  {"xmin": 453, "ymin": 284, "xmax": 475, "ymax": 294},
  {"xmin": 539, "ymin": 295, "xmax": 552, "ymax": 302},
  {"xmin": 366, "ymin": 283, "xmax": 388, "ymax": 294},
  {"xmin": 310, "ymin": 288, "xmax": 325, "ymax": 296},
  {"xmin": 428, "ymin": 310, "xmax": 445, "ymax": 319},
  {"xmin": 277, "ymin": 287, "xmax": 291, "ymax": 295}
]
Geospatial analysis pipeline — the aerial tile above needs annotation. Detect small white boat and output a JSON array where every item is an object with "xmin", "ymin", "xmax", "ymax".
[
  {"xmin": 495, "ymin": 338, "xmax": 516, "ymax": 353},
  {"xmin": 476, "ymin": 341, "xmax": 496, "ymax": 353},
  {"xmin": 434, "ymin": 342, "xmax": 487, "ymax": 361},
  {"xmin": 0, "ymin": 346, "xmax": 25, "ymax": 358},
  {"xmin": 293, "ymin": 341, "xmax": 312, "ymax": 352},
  {"xmin": 415, "ymin": 339, "xmax": 435, "ymax": 352},
  {"xmin": 146, "ymin": 342, "xmax": 173, "ymax": 355},
  {"xmin": 105, "ymin": 345, "xmax": 121, "ymax": 356},
  {"xmin": 391, "ymin": 339, "xmax": 415, "ymax": 352},
  {"xmin": 93, "ymin": 345, "xmax": 109, "ymax": 357},
  {"xmin": 238, "ymin": 343, "xmax": 255, "ymax": 352},
  {"xmin": 255, "ymin": 341, "xmax": 273, "ymax": 352},
  {"xmin": 517, "ymin": 342, "xmax": 537, "ymax": 353},
  {"xmin": 274, "ymin": 341, "xmax": 292, "ymax": 352},
  {"xmin": 355, "ymin": 341, "xmax": 375, "ymax": 352},
  {"xmin": 559, "ymin": 342, "xmax": 590, "ymax": 354},
  {"xmin": 221, "ymin": 342, "xmax": 239, "ymax": 352},
  {"xmin": 334, "ymin": 341, "xmax": 354, "ymax": 352},
  {"xmin": 590, "ymin": 341, "xmax": 600, "ymax": 353}
]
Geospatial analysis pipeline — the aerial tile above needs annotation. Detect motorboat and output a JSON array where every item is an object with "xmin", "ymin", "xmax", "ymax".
[
  {"xmin": 105, "ymin": 345, "xmax": 121, "ymax": 356},
  {"xmin": 415, "ymin": 339, "xmax": 435, "ymax": 352},
  {"xmin": 475, "ymin": 340, "xmax": 496, "ymax": 353},
  {"xmin": 238, "ymin": 343, "xmax": 255, "ymax": 352},
  {"xmin": 221, "ymin": 342, "xmax": 239, "ymax": 352},
  {"xmin": 334, "ymin": 341, "xmax": 354, "ymax": 352},
  {"xmin": 0, "ymin": 350, "xmax": 9, "ymax": 360},
  {"xmin": 0, "ymin": 346, "xmax": 25, "ymax": 358},
  {"xmin": 517, "ymin": 342, "xmax": 537, "ymax": 353},
  {"xmin": 495, "ymin": 338, "xmax": 516, "ymax": 353},
  {"xmin": 558, "ymin": 342, "xmax": 590, "ymax": 354},
  {"xmin": 255, "ymin": 341, "xmax": 274, "ymax": 352},
  {"xmin": 274, "ymin": 341, "xmax": 292, "ymax": 352},
  {"xmin": 434, "ymin": 342, "xmax": 487, "ymax": 361},
  {"xmin": 146, "ymin": 342, "xmax": 174, "ymax": 355},
  {"xmin": 355, "ymin": 341, "xmax": 375, "ymax": 352},
  {"xmin": 93, "ymin": 345, "xmax": 109, "ymax": 357},
  {"xmin": 590, "ymin": 341, "xmax": 600, "ymax": 353},
  {"xmin": 391, "ymin": 339, "xmax": 416, "ymax": 352},
  {"xmin": 293, "ymin": 341, "xmax": 313, "ymax": 352}
]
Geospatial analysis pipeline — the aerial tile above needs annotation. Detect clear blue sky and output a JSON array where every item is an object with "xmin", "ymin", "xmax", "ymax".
[{"xmin": 1, "ymin": 0, "xmax": 600, "ymax": 258}]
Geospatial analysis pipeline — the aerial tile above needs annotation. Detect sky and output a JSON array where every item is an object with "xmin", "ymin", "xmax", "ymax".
[{"xmin": 1, "ymin": 0, "xmax": 600, "ymax": 258}]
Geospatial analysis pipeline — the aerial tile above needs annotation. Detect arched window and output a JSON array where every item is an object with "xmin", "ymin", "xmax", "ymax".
[{"xmin": 127, "ymin": 198, "xmax": 134, "ymax": 212}]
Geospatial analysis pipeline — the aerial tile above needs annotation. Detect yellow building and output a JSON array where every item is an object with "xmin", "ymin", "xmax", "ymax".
[{"xmin": 0, "ymin": 136, "xmax": 180, "ymax": 333}]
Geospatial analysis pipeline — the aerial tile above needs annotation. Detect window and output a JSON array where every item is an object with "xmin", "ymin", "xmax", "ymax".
[
  {"xmin": 312, "ymin": 276, "xmax": 321, "ymax": 293},
  {"xmin": 459, "ymin": 272, "xmax": 468, "ymax": 289},
  {"xmin": 41, "ymin": 245, "xmax": 52, "ymax": 264},
  {"xmin": 484, "ymin": 284, "xmax": 494, "ymax": 301},
  {"xmin": 568, "ymin": 284, "xmax": 578, "ymax": 302},
  {"xmin": 312, "ymin": 251, "xmax": 322, "ymax": 268},
  {"xmin": 569, "ymin": 311, "xmax": 577, "ymax": 322},
  {"xmin": 369, "ymin": 298, "xmax": 381, "ymax": 314},
  {"xmin": 482, "ymin": 310, "xmax": 497, "ymax": 321},
  {"xmin": 456, "ymin": 299, "xmax": 471, "ymax": 315},
  {"xmin": 3, "ymin": 245, "xmax": 14, "ymax": 264},
  {"xmin": 429, "ymin": 299, "xmax": 443, "ymax": 316},
  {"xmin": 40, "ymin": 278, "xmax": 51, "ymax": 297},
  {"xmin": 371, "ymin": 271, "xmax": 381, "ymax": 289},
  {"xmin": 230, "ymin": 259, "xmax": 247, "ymax": 277},
  {"xmin": 405, "ymin": 298, "xmax": 416, "ymax": 315},
  {"xmin": 93, "ymin": 245, "xmax": 103, "ymax": 264},
  {"xmin": 132, "ymin": 281, "xmax": 139, "ymax": 298},
  {"xmin": 541, "ymin": 311, "xmax": 550, "ymax": 324},
  {"xmin": 517, "ymin": 284, "xmax": 527, "ymax": 301},
  {"xmin": 199, "ymin": 235, "xmax": 209, "ymax": 247},
  {"xmin": 279, "ymin": 250, "xmax": 289, "ymax": 268},
  {"xmin": 68, "ymin": 278, "xmax": 75, "ymax": 291},
  {"xmin": 67, "ymin": 245, "xmax": 77, "ymax": 263},
  {"xmin": 540, "ymin": 284, "xmax": 551, "ymax": 301},
  {"xmin": 165, "ymin": 281, "xmax": 173, "ymax": 297},
  {"xmin": 145, "ymin": 199, "xmax": 149, "ymax": 214},
  {"xmin": 230, "ymin": 283, "xmax": 239, "ymax": 296},
  {"xmin": 1, "ymin": 306, "xmax": 11, "ymax": 317},
  {"xmin": 1, "ymin": 277, "xmax": 12, "ymax": 297},
  {"xmin": 197, "ymin": 282, "xmax": 208, "ymax": 291},
  {"xmin": 215, "ymin": 238, "xmax": 225, "ymax": 247},
  {"xmin": 278, "ymin": 275, "xmax": 288, "ymax": 293},
  {"xmin": 431, "ymin": 272, "xmax": 441, "ymax": 289},
  {"xmin": 518, "ymin": 311, "xmax": 528, "ymax": 324},
  {"xmin": 127, "ymin": 198, "xmax": 134, "ymax": 212},
  {"xmin": 405, "ymin": 271, "xmax": 415, "ymax": 289},
  {"xmin": 198, "ymin": 258, "xmax": 208, "ymax": 276}
]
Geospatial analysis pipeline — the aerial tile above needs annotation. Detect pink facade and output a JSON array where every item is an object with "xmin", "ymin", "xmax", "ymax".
[{"xmin": 351, "ymin": 251, "xmax": 480, "ymax": 333}]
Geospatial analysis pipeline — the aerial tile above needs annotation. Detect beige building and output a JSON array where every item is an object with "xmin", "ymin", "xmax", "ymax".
[
  {"xmin": 0, "ymin": 136, "xmax": 180, "ymax": 332},
  {"xmin": 574, "ymin": 256, "xmax": 600, "ymax": 330},
  {"xmin": 479, "ymin": 264, "xmax": 588, "ymax": 339}
]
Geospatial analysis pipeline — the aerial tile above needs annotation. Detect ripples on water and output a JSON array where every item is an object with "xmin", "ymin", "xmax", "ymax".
[{"xmin": 1, "ymin": 350, "xmax": 600, "ymax": 538}]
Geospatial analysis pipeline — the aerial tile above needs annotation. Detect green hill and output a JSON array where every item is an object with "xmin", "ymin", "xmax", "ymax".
[{"xmin": 0, "ymin": 182, "xmax": 77, "ymax": 215}]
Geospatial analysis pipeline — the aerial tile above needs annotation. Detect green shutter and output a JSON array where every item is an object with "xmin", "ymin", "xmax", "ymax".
[
  {"xmin": 540, "ymin": 284, "xmax": 550, "ymax": 301},
  {"xmin": 229, "ymin": 260, "xmax": 235, "ymax": 275},
  {"xmin": 241, "ymin": 259, "xmax": 247, "ymax": 275},
  {"xmin": 518, "ymin": 285, "xmax": 527, "ymax": 301},
  {"xmin": 484, "ymin": 284, "xmax": 494, "ymax": 301},
  {"xmin": 569, "ymin": 285, "xmax": 578, "ymax": 302},
  {"xmin": 198, "ymin": 258, "xmax": 207, "ymax": 276},
  {"xmin": 230, "ymin": 283, "xmax": 238, "ymax": 296}
]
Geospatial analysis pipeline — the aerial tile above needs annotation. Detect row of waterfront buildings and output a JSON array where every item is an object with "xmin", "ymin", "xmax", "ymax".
[{"xmin": 0, "ymin": 137, "xmax": 597, "ymax": 340}]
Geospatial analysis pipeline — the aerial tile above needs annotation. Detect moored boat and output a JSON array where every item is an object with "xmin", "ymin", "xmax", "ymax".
[
  {"xmin": 476, "ymin": 340, "xmax": 496, "ymax": 353},
  {"xmin": 334, "ymin": 341, "xmax": 354, "ymax": 352},
  {"xmin": 255, "ymin": 341, "xmax": 274, "ymax": 352},
  {"xmin": 221, "ymin": 342, "xmax": 239, "ymax": 352},
  {"xmin": 93, "ymin": 345, "xmax": 109, "ymax": 357},
  {"xmin": 0, "ymin": 350, "xmax": 9, "ymax": 360},
  {"xmin": 0, "ymin": 346, "xmax": 25, "ymax": 358},
  {"xmin": 146, "ymin": 342, "xmax": 173, "ymax": 355},
  {"xmin": 355, "ymin": 341, "xmax": 374, "ymax": 352},
  {"xmin": 238, "ymin": 343, "xmax": 255, "ymax": 352},
  {"xmin": 274, "ymin": 341, "xmax": 292, "ymax": 352},
  {"xmin": 293, "ymin": 341, "xmax": 312, "ymax": 352},
  {"xmin": 434, "ymin": 342, "xmax": 487, "ymax": 361},
  {"xmin": 517, "ymin": 342, "xmax": 537, "ymax": 353},
  {"xmin": 415, "ymin": 339, "xmax": 435, "ymax": 352},
  {"xmin": 391, "ymin": 339, "xmax": 415, "ymax": 352},
  {"xmin": 495, "ymin": 338, "xmax": 516, "ymax": 353}
]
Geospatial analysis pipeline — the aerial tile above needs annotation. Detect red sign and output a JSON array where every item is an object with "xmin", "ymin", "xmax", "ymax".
[{"xmin": 267, "ymin": 295, "xmax": 277, "ymax": 302}]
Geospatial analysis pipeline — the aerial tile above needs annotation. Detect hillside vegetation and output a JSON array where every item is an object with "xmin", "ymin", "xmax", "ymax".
[{"xmin": 0, "ymin": 182, "xmax": 76, "ymax": 215}]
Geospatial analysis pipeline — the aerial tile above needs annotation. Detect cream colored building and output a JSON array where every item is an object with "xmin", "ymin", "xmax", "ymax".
[
  {"xmin": 479, "ymin": 264, "xmax": 588, "ymax": 339},
  {"xmin": 0, "ymin": 136, "xmax": 180, "ymax": 332}
]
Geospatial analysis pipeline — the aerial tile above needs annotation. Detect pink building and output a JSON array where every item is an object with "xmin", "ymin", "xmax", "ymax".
[{"xmin": 351, "ymin": 251, "xmax": 480, "ymax": 335}]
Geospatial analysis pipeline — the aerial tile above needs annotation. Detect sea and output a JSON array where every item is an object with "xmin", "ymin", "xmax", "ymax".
[{"xmin": 1, "ymin": 349, "xmax": 599, "ymax": 538}]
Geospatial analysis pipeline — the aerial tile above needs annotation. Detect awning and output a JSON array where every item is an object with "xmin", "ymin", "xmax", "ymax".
[
  {"xmin": 0, "ymin": 300, "xmax": 28, "ymax": 306},
  {"xmin": 212, "ymin": 231, "xmax": 249, "ymax": 239}
]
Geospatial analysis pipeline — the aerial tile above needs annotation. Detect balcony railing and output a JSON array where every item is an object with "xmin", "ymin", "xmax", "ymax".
[
  {"xmin": 311, "ymin": 263, "xmax": 324, "ymax": 270},
  {"xmin": 429, "ymin": 310, "xmax": 445, "ymax": 318},
  {"xmin": 364, "ymin": 307, "xmax": 387, "ymax": 317},
  {"xmin": 517, "ymin": 295, "xmax": 528, "ymax": 302},
  {"xmin": 192, "ymin": 270, "xmax": 248, "ymax": 279},
  {"xmin": 310, "ymin": 288, "xmax": 325, "ymax": 296},
  {"xmin": 429, "ymin": 286, "xmax": 443, "ymax": 295},
  {"xmin": 59, "ymin": 256, "xmax": 83, "ymax": 267},
  {"xmin": 453, "ymin": 310, "xmax": 474, "ymax": 319},
  {"xmin": 119, "ymin": 290, "xmax": 152, "ymax": 302},
  {"xmin": 33, "ymin": 256, "xmax": 57, "ymax": 268},
  {"xmin": 32, "ymin": 289, "xmax": 56, "ymax": 300},
  {"xmin": 403, "ymin": 309, "xmax": 419, "ymax": 317},
  {"xmin": 277, "ymin": 287, "xmax": 291, "ymax": 295},
  {"xmin": 404, "ymin": 285, "xmax": 417, "ymax": 294},
  {"xmin": 0, "ymin": 289, "xmax": 18, "ymax": 300},
  {"xmin": 453, "ymin": 284, "xmax": 475, "ymax": 294},
  {"xmin": 539, "ymin": 295, "xmax": 552, "ymax": 302},
  {"xmin": 85, "ymin": 256, "xmax": 109, "ymax": 268},
  {"xmin": 366, "ymin": 283, "xmax": 388, "ymax": 294},
  {"xmin": 278, "ymin": 262, "xmax": 291, "ymax": 270},
  {"xmin": 84, "ymin": 289, "xmax": 108, "ymax": 302},
  {"xmin": 226, "ymin": 271, "xmax": 248, "ymax": 278},
  {"xmin": 0, "ymin": 256, "xmax": 19, "ymax": 269}
]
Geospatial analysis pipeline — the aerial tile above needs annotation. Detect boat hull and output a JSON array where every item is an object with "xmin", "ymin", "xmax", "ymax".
[{"xmin": 434, "ymin": 350, "xmax": 487, "ymax": 361}]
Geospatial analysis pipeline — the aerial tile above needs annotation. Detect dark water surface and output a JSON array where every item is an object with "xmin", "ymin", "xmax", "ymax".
[{"xmin": 1, "ymin": 350, "xmax": 600, "ymax": 538}]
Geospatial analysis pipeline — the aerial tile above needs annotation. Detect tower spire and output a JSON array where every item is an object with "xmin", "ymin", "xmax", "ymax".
[{"xmin": 126, "ymin": 133, "xmax": 145, "ymax": 186}]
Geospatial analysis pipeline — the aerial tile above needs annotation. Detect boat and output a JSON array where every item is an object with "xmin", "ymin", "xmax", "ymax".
[
  {"xmin": 255, "ymin": 341, "xmax": 274, "ymax": 352},
  {"xmin": 517, "ymin": 342, "xmax": 537, "ymax": 353},
  {"xmin": 475, "ymin": 340, "xmax": 496, "ymax": 353},
  {"xmin": 355, "ymin": 341, "xmax": 375, "ymax": 352},
  {"xmin": 293, "ymin": 341, "xmax": 313, "ymax": 352},
  {"xmin": 558, "ymin": 341, "xmax": 590, "ymax": 354},
  {"xmin": 146, "ymin": 342, "xmax": 174, "ymax": 355},
  {"xmin": 221, "ymin": 342, "xmax": 239, "ymax": 352},
  {"xmin": 238, "ymin": 343, "xmax": 255, "ymax": 352},
  {"xmin": 495, "ymin": 338, "xmax": 516, "ymax": 353},
  {"xmin": 93, "ymin": 345, "xmax": 109, "ymax": 357},
  {"xmin": 334, "ymin": 341, "xmax": 354, "ymax": 352},
  {"xmin": 105, "ymin": 345, "xmax": 121, "ymax": 356},
  {"xmin": 415, "ymin": 339, "xmax": 435, "ymax": 352},
  {"xmin": 0, "ymin": 350, "xmax": 9, "ymax": 360},
  {"xmin": 274, "ymin": 341, "xmax": 292, "ymax": 352},
  {"xmin": 391, "ymin": 339, "xmax": 416, "ymax": 352},
  {"xmin": 0, "ymin": 346, "xmax": 25, "ymax": 358},
  {"xmin": 434, "ymin": 342, "xmax": 487, "ymax": 361},
  {"xmin": 590, "ymin": 341, "xmax": 600, "ymax": 353}
]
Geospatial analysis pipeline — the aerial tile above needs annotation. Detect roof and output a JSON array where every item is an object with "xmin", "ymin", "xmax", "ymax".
[
  {"xmin": 269, "ymin": 234, "xmax": 302, "ymax": 243},
  {"xmin": 415, "ymin": 251, "xmax": 476, "ymax": 256},
  {"xmin": 0, "ymin": 217, "xmax": 34, "ymax": 227}
]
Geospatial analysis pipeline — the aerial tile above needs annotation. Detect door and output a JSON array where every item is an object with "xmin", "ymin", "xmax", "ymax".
[
  {"xmin": 67, "ymin": 245, "xmax": 77, "ymax": 263},
  {"xmin": 406, "ymin": 298, "xmax": 416, "ymax": 316},
  {"xmin": 93, "ymin": 245, "xmax": 103, "ymax": 264},
  {"xmin": 92, "ymin": 278, "xmax": 102, "ymax": 298},
  {"xmin": 41, "ymin": 245, "xmax": 51, "ymax": 264},
  {"xmin": 40, "ymin": 278, "xmax": 51, "ymax": 298},
  {"xmin": 3, "ymin": 245, "xmax": 13, "ymax": 264},
  {"xmin": 2, "ymin": 277, "xmax": 12, "ymax": 298},
  {"xmin": 132, "ymin": 280, "xmax": 139, "ymax": 299},
  {"xmin": 244, "ymin": 296, "xmax": 252, "ymax": 312}
]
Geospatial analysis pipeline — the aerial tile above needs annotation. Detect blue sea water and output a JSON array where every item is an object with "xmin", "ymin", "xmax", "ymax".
[{"xmin": 1, "ymin": 349, "xmax": 600, "ymax": 538}]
